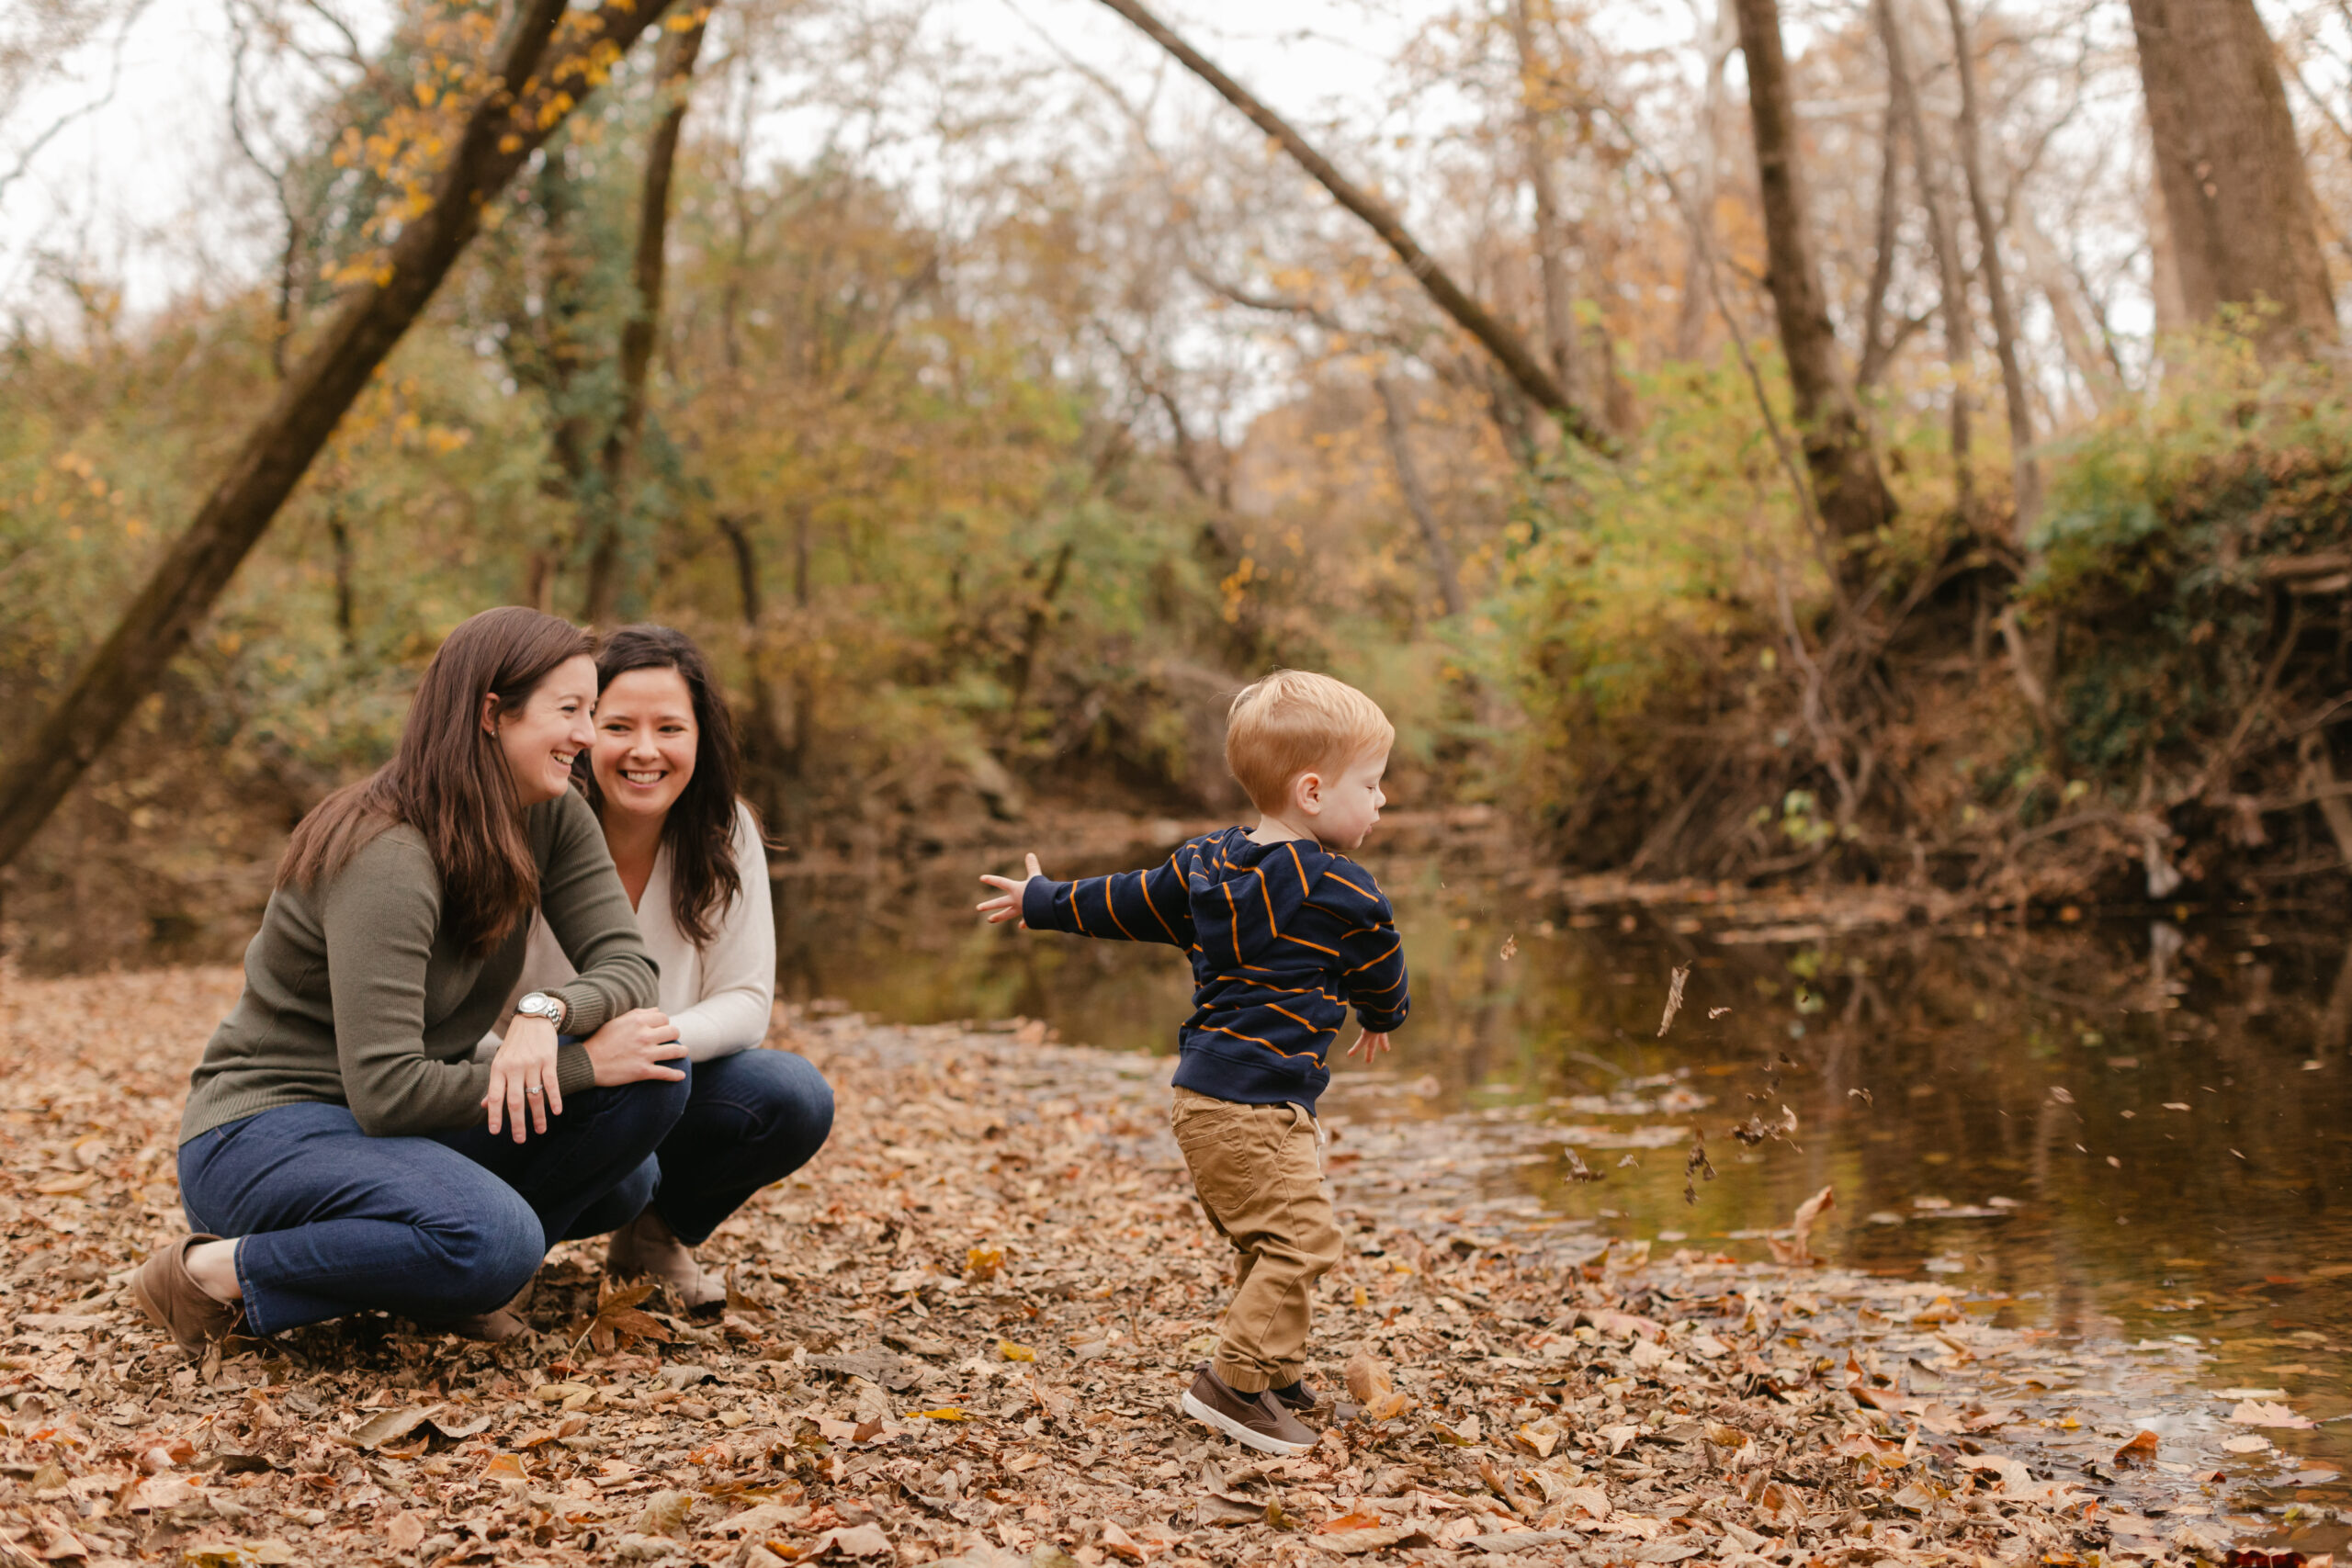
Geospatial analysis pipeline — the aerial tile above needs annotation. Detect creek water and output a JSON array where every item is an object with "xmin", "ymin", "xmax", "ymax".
[{"xmin": 776, "ymin": 837, "xmax": 2352, "ymax": 1514}]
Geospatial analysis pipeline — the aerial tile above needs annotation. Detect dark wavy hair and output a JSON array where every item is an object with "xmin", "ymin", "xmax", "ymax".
[
  {"xmin": 279, "ymin": 606, "xmax": 595, "ymax": 955},
  {"xmin": 580, "ymin": 625, "xmax": 749, "ymax": 947}
]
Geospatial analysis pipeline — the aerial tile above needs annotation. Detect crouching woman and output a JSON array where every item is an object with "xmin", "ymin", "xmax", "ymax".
[{"xmin": 132, "ymin": 606, "xmax": 686, "ymax": 1354}]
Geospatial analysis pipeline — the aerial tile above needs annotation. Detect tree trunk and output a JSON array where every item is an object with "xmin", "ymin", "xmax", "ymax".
[
  {"xmin": 1091, "ymin": 0, "xmax": 1612, "ymax": 452},
  {"xmin": 1875, "ymin": 0, "xmax": 1973, "ymax": 512},
  {"xmin": 2126, "ymin": 0, "xmax": 2336, "ymax": 354},
  {"xmin": 1675, "ymin": 0, "xmax": 1737, "ymax": 361},
  {"xmin": 1731, "ymin": 0, "xmax": 1895, "ymax": 569},
  {"xmin": 1940, "ymin": 0, "xmax": 2041, "ymax": 538},
  {"xmin": 2013, "ymin": 208, "xmax": 2113, "ymax": 415},
  {"xmin": 583, "ymin": 10, "xmax": 711, "ymax": 626},
  {"xmin": 1374, "ymin": 373, "xmax": 1469, "ymax": 620},
  {"xmin": 1508, "ymin": 0, "xmax": 1579, "ymax": 408},
  {"xmin": 1854, "ymin": 88, "xmax": 1904, "ymax": 393},
  {"xmin": 0, "ymin": 0, "xmax": 680, "ymax": 873}
]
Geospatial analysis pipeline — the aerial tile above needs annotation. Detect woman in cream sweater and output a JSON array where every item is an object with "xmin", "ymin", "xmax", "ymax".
[{"xmin": 484, "ymin": 625, "xmax": 831, "ymax": 1308}]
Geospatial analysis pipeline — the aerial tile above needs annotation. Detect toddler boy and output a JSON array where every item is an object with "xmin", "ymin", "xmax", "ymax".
[{"xmin": 977, "ymin": 670, "xmax": 1408, "ymax": 1455}]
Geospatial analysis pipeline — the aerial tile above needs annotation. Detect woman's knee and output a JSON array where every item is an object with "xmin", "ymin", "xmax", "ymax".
[
  {"xmin": 723, "ymin": 1050, "xmax": 834, "ymax": 1153},
  {"xmin": 423, "ymin": 1189, "xmax": 544, "ymax": 1307},
  {"xmin": 606, "ymin": 1062, "xmax": 695, "ymax": 1146}
]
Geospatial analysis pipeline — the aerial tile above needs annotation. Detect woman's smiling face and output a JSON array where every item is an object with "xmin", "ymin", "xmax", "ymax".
[
  {"xmin": 494, "ymin": 654, "xmax": 598, "ymax": 807},
  {"xmin": 591, "ymin": 666, "xmax": 699, "ymax": 823}
]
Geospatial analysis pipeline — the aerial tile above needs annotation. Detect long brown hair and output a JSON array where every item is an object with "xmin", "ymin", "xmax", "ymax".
[
  {"xmin": 278, "ymin": 606, "xmax": 596, "ymax": 954},
  {"xmin": 578, "ymin": 625, "xmax": 748, "ymax": 947}
]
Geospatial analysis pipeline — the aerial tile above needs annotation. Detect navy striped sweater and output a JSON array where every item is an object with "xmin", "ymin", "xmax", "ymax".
[{"xmin": 1020, "ymin": 826, "xmax": 1409, "ymax": 1112}]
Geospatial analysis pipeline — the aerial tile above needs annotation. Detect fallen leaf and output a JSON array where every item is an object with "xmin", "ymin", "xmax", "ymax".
[
  {"xmin": 997, "ymin": 1339, "xmax": 1036, "ymax": 1362},
  {"xmin": 806, "ymin": 1522, "xmax": 894, "ymax": 1558},
  {"xmin": 1099, "ymin": 1521, "xmax": 1145, "ymax": 1562},
  {"xmin": 2114, "ymin": 1429, "xmax": 2159, "ymax": 1466},
  {"xmin": 383, "ymin": 1511, "xmax": 426, "ymax": 1551},
  {"xmin": 635, "ymin": 1488, "xmax": 693, "ymax": 1535},
  {"xmin": 582, "ymin": 1277, "xmax": 671, "ymax": 1354},
  {"xmin": 2223, "ymin": 1435, "xmax": 2273, "ymax": 1454}
]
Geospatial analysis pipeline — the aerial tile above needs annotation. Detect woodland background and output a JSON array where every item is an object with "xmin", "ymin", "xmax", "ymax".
[{"xmin": 7, "ymin": 0, "xmax": 2352, "ymax": 970}]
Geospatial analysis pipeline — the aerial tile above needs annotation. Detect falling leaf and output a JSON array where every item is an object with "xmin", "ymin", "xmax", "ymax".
[
  {"xmin": 1767, "ymin": 1185, "xmax": 1835, "ymax": 1267},
  {"xmin": 1682, "ymin": 1128, "xmax": 1717, "ymax": 1206},
  {"xmin": 1848, "ymin": 1088, "xmax": 1872, "ymax": 1106},
  {"xmin": 1498, "ymin": 934, "xmax": 1518, "ymax": 961},
  {"xmin": 1657, "ymin": 964, "xmax": 1690, "ymax": 1037},
  {"xmin": 2114, "ymin": 1429, "xmax": 2159, "ymax": 1466}
]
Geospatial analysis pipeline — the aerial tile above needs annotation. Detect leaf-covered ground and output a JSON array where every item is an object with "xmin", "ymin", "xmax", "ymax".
[{"xmin": 0, "ymin": 967, "xmax": 2270, "ymax": 1566}]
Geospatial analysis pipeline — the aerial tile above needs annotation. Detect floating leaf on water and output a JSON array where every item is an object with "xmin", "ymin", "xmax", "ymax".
[
  {"xmin": 2229, "ymin": 1399, "xmax": 2315, "ymax": 1428},
  {"xmin": 2113, "ymin": 1429, "xmax": 2159, "ymax": 1466}
]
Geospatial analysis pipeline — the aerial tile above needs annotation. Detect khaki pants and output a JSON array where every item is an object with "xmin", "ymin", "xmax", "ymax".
[{"xmin": 1170, "ymin": 1088, "xmax": 1345, "ymax": 1394}]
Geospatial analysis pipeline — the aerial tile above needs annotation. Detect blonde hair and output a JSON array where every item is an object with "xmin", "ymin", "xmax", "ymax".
[{"xmin": 1225, "ymin": 670, "xmax": 1395, "ymax": 813}]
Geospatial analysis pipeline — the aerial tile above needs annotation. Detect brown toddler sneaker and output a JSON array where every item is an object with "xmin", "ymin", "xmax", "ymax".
[
  {"xmin": 1182, "ymin": 1365, "xmax": 1318, "ymax": 1455},
  {"xmin": 1195, "ymin": 1363, "xmax": 1359, "ymax": 1424},
  {"xmin": 130, "ymin": 1235, "xmax": 243, "ymax": 1357}
]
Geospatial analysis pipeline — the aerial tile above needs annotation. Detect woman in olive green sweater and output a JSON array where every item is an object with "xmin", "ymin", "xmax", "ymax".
[{"xmin": 133, "ymin": 607, "xmax": 689, "ymax": 1353}]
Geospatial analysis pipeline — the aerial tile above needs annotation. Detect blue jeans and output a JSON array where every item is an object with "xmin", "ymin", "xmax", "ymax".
[
  {"xmin": 566, "ymin": 1047, "xmax": 834, "ymax": 1246},
  {"xmin": 179, "ymin": 1072, "xmax": 691, "ymax": 1337}
]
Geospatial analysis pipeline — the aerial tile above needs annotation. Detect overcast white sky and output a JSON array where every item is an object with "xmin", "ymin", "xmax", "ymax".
[{"xmin": 0, "ymin": 0, "xmax": 1624, "ymax": 321}]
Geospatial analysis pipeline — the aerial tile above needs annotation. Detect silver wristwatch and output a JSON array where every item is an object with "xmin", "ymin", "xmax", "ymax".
[{"xmin": 514, "ymin": 991, "xmax": 567, "ymax": 1029}]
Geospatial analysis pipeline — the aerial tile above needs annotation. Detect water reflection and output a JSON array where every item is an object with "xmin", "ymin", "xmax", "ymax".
[{"xmin": 777, "ymin": 846, "xmax": 2352, "ymax": 1471}]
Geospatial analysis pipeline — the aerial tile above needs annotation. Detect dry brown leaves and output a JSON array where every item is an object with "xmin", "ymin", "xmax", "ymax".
[{"xmin": 0, "ymin": 965, "xmax": 2251, "ymax": 1566}]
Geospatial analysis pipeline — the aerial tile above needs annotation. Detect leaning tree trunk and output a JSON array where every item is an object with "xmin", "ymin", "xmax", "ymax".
[
  {"xmin": 2126, "ymin": 0, "xmax": 2336, "ymax": 355},
  {"xmin": 0, "ymin": 0, "xmax": 681, "ymax": 872},
  {"xmin": 583, "ymin": 8, "xmax": 712, "ymax": 627},
  {"xmin": 1091, "ymin": 0, "xmax": 1612, "ymax": 452},
  {"xmin": 1731, "ymin": 0, "xmax": 1895, "ymax": 575},
  {"xmin": 1941, "ymin": 0, "xmax": 2041, "ymax": 537}
]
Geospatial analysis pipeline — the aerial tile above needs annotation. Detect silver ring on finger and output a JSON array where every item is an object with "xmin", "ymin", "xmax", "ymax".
[{"xmin": 526, "ymin": 1085, "xmax": 544, "ymax": 1096}]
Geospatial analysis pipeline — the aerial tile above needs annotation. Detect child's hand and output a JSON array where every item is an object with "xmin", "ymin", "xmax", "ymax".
[
  {"xmin": 977, "ymin": 852, "xmax": 1046, "ymax": 927},
  {"xmin": 1347, "ymin": 1030, "xmax": 1392, "ymax": 1063}
]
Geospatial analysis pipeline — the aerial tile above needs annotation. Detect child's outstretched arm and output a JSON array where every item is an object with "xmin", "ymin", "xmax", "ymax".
[
  {"xmin": 978, "ymin": 848, "xmax": 1195, "ymax": 946},
  {"xmin": 978, "ymin": 852, "xmax": 1046, "ymax": 927}
]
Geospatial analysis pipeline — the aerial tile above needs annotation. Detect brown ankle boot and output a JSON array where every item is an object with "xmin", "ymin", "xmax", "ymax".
[
  {"xmin": 605, "ymin": 1210, "xmax": 723, "ymax": 1312},
  {"xmin": 435, "ymin": 1275, "xmax": 537, "ymax": 1342},
  {"xmin": 130, "ymin": 1235, "xmax": 243, "ymax": 1357}
]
